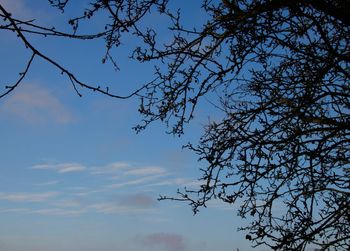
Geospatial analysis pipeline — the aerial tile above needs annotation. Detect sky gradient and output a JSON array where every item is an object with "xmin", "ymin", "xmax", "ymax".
[{"xmin": 0, "ymin": 1, "xmax": 264, "ymax": 250}]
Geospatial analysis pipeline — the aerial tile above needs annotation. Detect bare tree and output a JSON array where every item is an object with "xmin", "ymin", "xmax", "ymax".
[{"xmin": 1, "ymin": 1, "xmax": 349, "ymax": 250}]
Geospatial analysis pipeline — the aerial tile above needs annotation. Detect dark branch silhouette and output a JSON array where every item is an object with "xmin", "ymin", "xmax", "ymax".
[{"xmin": 1, "ymin": 1, "xmax": 349, "ymax": 250}]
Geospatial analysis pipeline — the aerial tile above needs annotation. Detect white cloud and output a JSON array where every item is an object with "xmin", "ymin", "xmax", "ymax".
[
  {"xmin": 90, "ymin": 162, "xmax": 168, "ymax": 178},
  {"xmin": 30, "ymin": 160, "xmax": 184, "ymax": 195},
  {"xmin": 32, "ymin": 163, "xmax": 86, "ymax": 173},
  {"xmin": 90, "ymin": 162, "xmax": 129, "ymax": 175},
  {"xmin": 0, "ymin": 192, "xmax": 58, "ymax": 202},
  {"xmin": 107, "ymin": 175, "xmax": 163, "ymax": 189},
  {"xmin": 31, "ymin": 208, "xmax": 86, "ymax": 216},
  {"xmin": 0, "ymin": 83, "xmax": 74, "ymax": 124},
  {"xmin": 70, "ymin": 188, "xmax": 107, "ymax": 197},
  {"xmin": 0, "ymin": 207, "xmax": 29, "ymax": 213},
  {"xmin": 88, "ymin": 202, "xmax": 156, "ymax": 215},
  {"xmin": 145, "ymin": 178, "xmax": 188, "ymax": 187},
  {"xmin": 124, "ymin": 166, "xmax": 166, "ymax": 176},
  {"xmin": 32, "ymin": 161, "xmax": 170, "ymax": 183},
  {"xmin": 56, "ymin": 163, "xmax": 86, "ymax": 173},
  {"xmin": 0, "ymin": 207, "xmax": 85, "ymax": 216}
]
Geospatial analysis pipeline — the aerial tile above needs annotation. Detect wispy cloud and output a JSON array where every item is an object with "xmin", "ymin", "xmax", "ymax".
[
  {"xmin": 71, "ymin": 189, "xmax": 105, "ymax": 197},
  {"xmin": 56, "ymin": 163, "xmax": 86, "ymax": 173},
  {"xmin": 35, "ymin": 180, "xmax": 60, "ymax": 186},
  {"xmin": 90, "ymin": 162, "xmax": 129, "ymax": 175},
  {"xmin": 107, "ymin": 175, "xmax": 163, "ymax": 189},
  {"xmin": 45, "ymin": 162, "xmax": 170, "ymax": 190},
  {"xmin": 0, "ymin": 207, "xmax": 85, "ymax": 216},
  {"xmin": 0, "ymin": 83, "xmax": 74, "ymax": 124},
  {"xmin": 124, "ymin": 166, "xmax": 166, "ymax": 176},
  {"xmin": 88, "ymin": 202, "xmax": 156, "ymax": 215},
  {"xmin": 137, "ymin": 233, "xmax": 187, "ymax": 251},
  {"xmin": 29, "ymin": 160, "xmax": 190, "ymax": 203},
  {"xmin": 32, "ymin": 161, "xmax": 169, "ymax": 183},
  {"xmin": 0, "ymin": 207, "xmax": 30, "ymax": 213},
  {"xmin": 0, "ymin": 192, "xmax": 58, "ymax": 202},
  {"xmin": 31, "ymin": 208, "xmax": 86, "ymax": 216},
  {"xmin": 90, "ymin": 162, "xmax": 167, "ymax": 178},
  {"xmin": 145, "ymin": 178, "xmax": 188, "ymax": 187},
  {"xmin": 32, "ymin": 163, "xmax": 86, "ymax": 173},
  {"xmin": 0, "ymin": 193, "xmax": 156, "ymax": 216}
]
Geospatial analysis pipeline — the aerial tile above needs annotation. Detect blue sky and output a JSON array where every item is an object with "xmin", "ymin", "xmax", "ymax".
[{"xmin": 0, "ymin": 1, "xmax": 263, "ymax": 250}]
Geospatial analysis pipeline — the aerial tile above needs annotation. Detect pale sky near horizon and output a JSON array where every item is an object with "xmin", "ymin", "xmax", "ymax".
[{"xmin": 0, "ymin": 1, "xmax": 263, "ymax": 250}]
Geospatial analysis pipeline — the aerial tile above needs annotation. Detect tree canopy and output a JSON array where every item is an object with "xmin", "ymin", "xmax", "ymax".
[{"xmin": 1, "ymin": 0, "xmax": 349, "ymax": 250}]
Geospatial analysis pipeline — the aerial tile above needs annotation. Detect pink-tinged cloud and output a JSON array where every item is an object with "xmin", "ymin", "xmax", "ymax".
[
  {"xmin": 120, "ymin": 194, "xmax": 157, "ymax": 208},
  {"xmin": 0, "ymin": 83, "xmax": 74, "ymax": 124},
  {"xmin": 139, "ymin": 233, "xmax": 186, "ymax": 251}
]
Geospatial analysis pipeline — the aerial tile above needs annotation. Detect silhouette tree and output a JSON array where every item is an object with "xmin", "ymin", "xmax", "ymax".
[{"xmin": 1, "ymin": 1, "xmax": 349, "ymax": 250}]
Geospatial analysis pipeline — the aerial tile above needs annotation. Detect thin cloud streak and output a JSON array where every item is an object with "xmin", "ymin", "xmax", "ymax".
[
  {"xmin": 145, "ymin": 178, "xmax": 189, "ymax": 187},
  {"xmin": 0, "ymin": 207, "xmax": 85, "ymax": 216},
  {"xmin": 88, "ymin": 202, "xmax": 157, "ymax": 215},
  {"xmin": 0, "ymin": 207, "xmax": 29, "ymax": 213},
  {"xmin": 32, "ymin": 161, "xmax": 170, "ymax": 182},
  {"xmin": 89, "ymin": 162, "xmax": 129, "ymax": 175},
  {"xmin": 124, "ymin": 166, "xmax": 166, "ymax": 176},
  {"xmin": 31, "ymin": 208, "xmax": 86, "ymax": 216},
  {"xmin": 29, "ymin": 160, "xmax": 200, "ymax": 200},
  {"xmin": 32, "ymin": 163, "xmax": 86, "ymax": 173},
  {"xmin": 34, "ymin": 180, "xmax": 60, "ymax": 186},
  {"xmin": 0, "ymin": 192, "xmax": 58, "ymax": 202},
  {"xmin": 107, "ymin": 175, "xmax": 164, "ymax": 189}
]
